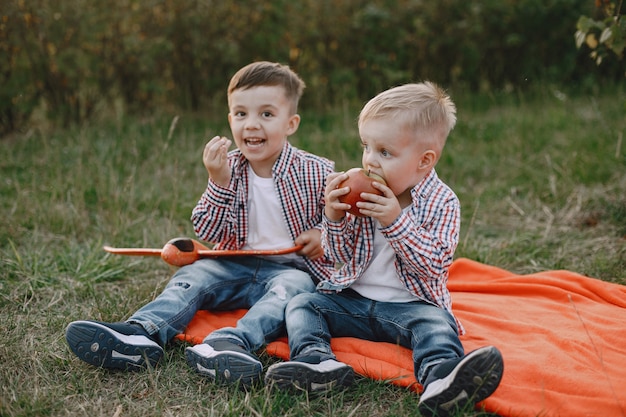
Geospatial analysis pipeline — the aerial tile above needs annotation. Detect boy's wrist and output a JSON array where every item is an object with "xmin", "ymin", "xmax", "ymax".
[{"xmin": 322, "ymin": 214, "xmax": 346, "ymax": 234}]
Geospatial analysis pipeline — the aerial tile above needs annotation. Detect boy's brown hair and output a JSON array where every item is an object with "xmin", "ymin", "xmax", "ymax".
[{"xmin": 227, "ymin": 61, "xmax": 306, "ymax": 114}]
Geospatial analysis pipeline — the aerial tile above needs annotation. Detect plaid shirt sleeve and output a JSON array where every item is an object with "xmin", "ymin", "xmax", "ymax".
[
  {"xmin": 321, "ymin": 215, "xmax": 354, "ymax": 263},
  {"xmin": 191, "ymin": 151, "xmax": 248, "ymax": 250}
]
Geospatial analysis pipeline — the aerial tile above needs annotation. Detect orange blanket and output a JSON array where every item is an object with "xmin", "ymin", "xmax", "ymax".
[{"xmin": 175, "ymin": 258, "xmax": 626, "ymax": 417}]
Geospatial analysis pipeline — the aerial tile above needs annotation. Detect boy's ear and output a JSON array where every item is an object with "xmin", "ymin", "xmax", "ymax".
[
  {"xmin": 418, "ymin": 150, "xmax": 437, "ymax": 170},
  {"xmin": 286, "ymin": 114, "xmax": 301, "ymax": 136}
]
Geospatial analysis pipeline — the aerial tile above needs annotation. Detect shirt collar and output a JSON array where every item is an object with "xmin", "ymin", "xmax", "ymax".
[
  {"xmin": 411, "ymin": 169, "xmax": 438, "ymax": 201},
  {"xmin": 271, "ymin": 141, "xmax": 295, "ymax": 179},
  {"xmin": 231, "ymin": 141, "xmax": 294, "ymax": 179}
]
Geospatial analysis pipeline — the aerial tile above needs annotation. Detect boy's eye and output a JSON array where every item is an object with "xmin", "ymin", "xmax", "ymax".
[
  {"xmin": 235, "ymin": 111, "xmax": 246, "ymax": 117},
  {"xmin": 381, "ymin": 149, "xmax": 390, "ymax": 157},
  {"xmin": 262, "ymin": 111, "xmax": 273, "ymax": 117}
]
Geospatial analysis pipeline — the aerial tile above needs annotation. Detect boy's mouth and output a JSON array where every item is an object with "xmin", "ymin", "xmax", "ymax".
[{"xmin": 244, "ymin": 138, "xmax": 265, "ymax": 147}]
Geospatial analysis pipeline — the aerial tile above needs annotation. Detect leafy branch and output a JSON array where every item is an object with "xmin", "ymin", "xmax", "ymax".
[{"xmin": 575, "ymin": 0, "xmax": 625, "ymax": 67}]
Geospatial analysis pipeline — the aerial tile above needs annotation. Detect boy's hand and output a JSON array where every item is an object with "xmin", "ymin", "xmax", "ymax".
[
  {"xmin": 324, "ymin": 172, "xmax": 351, "ymax": 221},
  {"xmin": 326, "ymin": 172, "xmax": 401, "ymax": 226},
  {"xmin": 295, "ymin": 229, "xmax": 324, "ymax": 260},
  {"xmin": 356, "ymin": 181, "xmax": 402, "ymax": 227},
  {"xmin": 203, "ymin": 136, "xmax": 232, "ymax": 187}
]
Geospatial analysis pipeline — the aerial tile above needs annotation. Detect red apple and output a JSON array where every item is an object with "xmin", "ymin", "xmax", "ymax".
[{"xmin": 337, "ymin": 168, "xmax": 387, "ymax": 217}]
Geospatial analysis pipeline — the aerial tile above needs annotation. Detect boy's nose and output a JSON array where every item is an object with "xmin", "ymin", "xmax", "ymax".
[
  {"xmin": 362, "ymin": 152, "xmax": 377, "ymax": 168},
  {"xmin": 245, "ymin": 117, "xmax": 261, "ymax": 129}
]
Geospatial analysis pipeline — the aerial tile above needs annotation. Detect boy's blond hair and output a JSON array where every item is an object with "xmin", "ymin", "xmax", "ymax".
[
  {"xmin": 228, "ymin": 61, "xmax": 306, "ymax": 114},
  {"xmin": 358, "ymin": 82, "xmax": 457, "ymax": 149}
]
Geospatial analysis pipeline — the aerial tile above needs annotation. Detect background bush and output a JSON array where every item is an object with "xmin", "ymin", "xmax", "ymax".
[{"xmin": 1, "ymin": 0, "xmax": 624, "ymax": 136}]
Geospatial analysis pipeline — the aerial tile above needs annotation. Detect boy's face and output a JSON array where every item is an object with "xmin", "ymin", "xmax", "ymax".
[
  {"xmin": 359, "ymin": 118, "xmax": 436, "ymax": 202},
  {"xmin": 228, "ymin": 85, "xmax": 300, "ymax": 177}
]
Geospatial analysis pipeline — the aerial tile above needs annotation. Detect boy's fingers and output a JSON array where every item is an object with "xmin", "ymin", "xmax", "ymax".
[
  {"xmin": 204, "ymin": 138, "xmax": 230, "ymax": 164},
  {"xmin": 371, "ymin": 180, "xmax": 394, "ymax": 198},
  {"xmin": 327, "ymin": 172, "xmax": 347, "ymax": 188}
]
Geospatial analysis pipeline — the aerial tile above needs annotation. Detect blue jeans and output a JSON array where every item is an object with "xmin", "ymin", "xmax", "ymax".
[
  {"xmin": 285, "ymin": 289, "xmax": 464, "ymax": 384},
  {"xmin": 128, "ymin": 257, "xmax": 316, "ymax": 351}
]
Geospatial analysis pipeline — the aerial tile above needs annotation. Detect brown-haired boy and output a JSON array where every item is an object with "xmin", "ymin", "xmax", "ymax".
[{"xmin": 66, "ymin": 62, "xmax": 335, "ymax": 386}]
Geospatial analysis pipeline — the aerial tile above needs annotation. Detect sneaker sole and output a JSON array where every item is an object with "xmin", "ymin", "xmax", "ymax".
[
  {"xmin": 65, "ymin": 321, "xmax": 163, "ymax": 370},
  {"xmin": 418, "ymin": 346, "xmax": 504, "ymax": 417},
  {"xmin": 265, "ymin": 361, "xmax": 354, "ymax": 393},
  {"xmin": 185, "ymin": 344, "xmax": 262, "ymax": 386}
]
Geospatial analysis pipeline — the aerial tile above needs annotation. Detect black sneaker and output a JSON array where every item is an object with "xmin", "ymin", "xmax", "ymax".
[
  {"xmin": 264, "ymin": 356, "xmax": 354, "ymax": 393},
  {"xmin": 65, "ymin": 320, "xmax": 163, "ymax": 370},
  {"xmin": 418, "ymin": 345, "xmax": 504, "ymax": 417},
  {"xmin": 185, "ymin": 340, "xmax": 262, "ymax": 386}
]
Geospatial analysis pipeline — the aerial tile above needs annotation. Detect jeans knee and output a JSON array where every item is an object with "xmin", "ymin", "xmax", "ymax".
[
  {"xmin": 286, "ymin": 292, "xmax": 316, "ymax": 313},
  {"xmin": 268, "ymin": 283, "xmax": 289, "ymax": 301},
  {"xmin": 272, "ymin": 271, "xmax": 315, "ymax": 293}
]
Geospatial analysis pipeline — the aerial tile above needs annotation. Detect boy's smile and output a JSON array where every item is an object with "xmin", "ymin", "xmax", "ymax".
[{"xmin": 244, "ymin": 137, "xmax": 265, "ymax": 146}]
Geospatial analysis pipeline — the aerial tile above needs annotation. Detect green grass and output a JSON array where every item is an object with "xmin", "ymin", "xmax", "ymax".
[{"xmin": 1, "ymin": 84, "xmax": 624, "ymax": 416}]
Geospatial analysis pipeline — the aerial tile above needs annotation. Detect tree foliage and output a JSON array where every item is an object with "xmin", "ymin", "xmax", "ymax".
[
  {"xmin": 0, "ymin": 0, "xmax": 622, "ymax": 136},
  {"xmin": 575, "ymin": 0, "xmax": 625, "ymax": 66}
]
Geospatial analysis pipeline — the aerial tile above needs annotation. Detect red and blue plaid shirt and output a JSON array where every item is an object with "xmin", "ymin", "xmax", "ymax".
[
  {"xmin": 192, "ymin": 142, "xmax": 336, "ymax": 282},
  {"xmin": 319, "ymin": 169, "xmax": 464, "ymax": 334}
]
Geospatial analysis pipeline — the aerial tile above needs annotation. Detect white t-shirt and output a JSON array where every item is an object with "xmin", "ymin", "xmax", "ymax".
[
  {"xmin": 350, "ymin": 215, "xmax": 416, "ymax": 302},
  {"xmin": 243, "ymin": 166, "xmax": 305, "ymax": 268}
]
